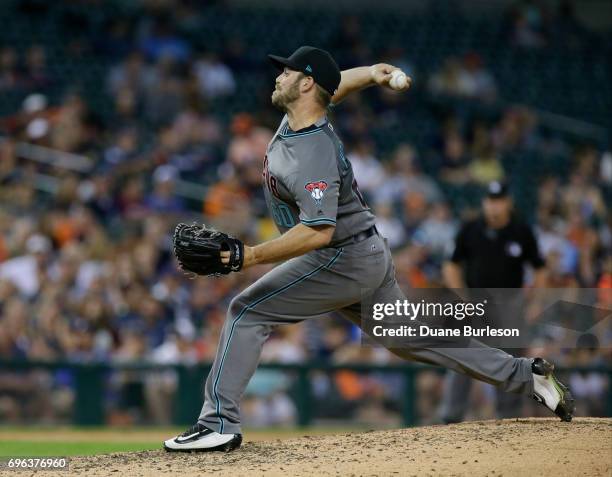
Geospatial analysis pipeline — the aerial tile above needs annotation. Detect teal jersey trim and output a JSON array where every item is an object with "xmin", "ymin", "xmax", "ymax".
[
  {"xmin": 212, "ymin": 248, "xmax": 344, "ymax": 433},
  {"xmin": 301, "ymin": 218, "xmax": 337, "ymax": 226},
  {"xmin": 279, "ymin": 127, "xmax": 324, "ymax": 138}
]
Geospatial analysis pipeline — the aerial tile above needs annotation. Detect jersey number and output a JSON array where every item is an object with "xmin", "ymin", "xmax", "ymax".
[{"xmin": 271, "ymin": 203, "xmax": 296, "ymax": 228}]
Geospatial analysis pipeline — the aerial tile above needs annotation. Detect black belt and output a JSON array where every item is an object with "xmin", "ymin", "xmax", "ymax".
[{"xmin": 333, "ymin": 225, "xmax": 378, "ymax": 248}]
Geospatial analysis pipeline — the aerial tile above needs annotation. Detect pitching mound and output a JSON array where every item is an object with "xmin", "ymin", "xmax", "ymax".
[{"xmin": 71, "ymin": 418, "xmax": 610, "ymax": 476}]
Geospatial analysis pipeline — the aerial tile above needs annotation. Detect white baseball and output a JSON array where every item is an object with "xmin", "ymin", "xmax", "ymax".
[{"xmin": 389, "ymin": 70, "xmax": 408, "ymax": 90}]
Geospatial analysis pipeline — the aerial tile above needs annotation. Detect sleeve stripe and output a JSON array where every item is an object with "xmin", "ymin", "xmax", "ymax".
[{"xmin": 301, "ymin": 218, "xmax": 337, "ymax": 225}]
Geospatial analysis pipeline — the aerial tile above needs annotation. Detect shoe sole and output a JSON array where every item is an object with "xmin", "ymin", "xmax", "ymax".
[
  {"xmin": 163, "ymin": 435, "xmax": 242, "ymax": 453},
  {"xmin": 540, "ymin": 360, "xmax": 575, "ymax": 422}
]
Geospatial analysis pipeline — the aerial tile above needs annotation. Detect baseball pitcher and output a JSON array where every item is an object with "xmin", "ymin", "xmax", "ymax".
[{"xmin": 164, "ymin": 46, "xmax": 574, "ymax": 452}]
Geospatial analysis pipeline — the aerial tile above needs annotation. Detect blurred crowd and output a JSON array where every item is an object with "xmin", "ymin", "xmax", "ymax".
[{"xmin": 0, "ymin": 0, "xmax": 610, "ymax": 426}]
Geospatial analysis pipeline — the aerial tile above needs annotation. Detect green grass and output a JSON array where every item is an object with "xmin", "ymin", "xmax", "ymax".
[
  {"xmin": 0, "ymin": 426, "xmax": 368, "ymax": 457},
  {"xmin": 0, "ymin": 441, "xmax": 159, "ymax": 456}
]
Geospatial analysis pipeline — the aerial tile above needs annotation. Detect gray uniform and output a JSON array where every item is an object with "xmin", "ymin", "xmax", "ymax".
[
  {"xmin": 261, "ymin": 115, "xmax": 375, "ymax": 242},
  {"xmin": 198, "ymin": 114, "xmax": 534, "ymax": 434}
]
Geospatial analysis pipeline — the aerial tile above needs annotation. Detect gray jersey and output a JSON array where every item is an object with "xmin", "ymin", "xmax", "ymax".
[{"xmin": 262, "ymin": 114, "xmax": 376, "ymax": 244}]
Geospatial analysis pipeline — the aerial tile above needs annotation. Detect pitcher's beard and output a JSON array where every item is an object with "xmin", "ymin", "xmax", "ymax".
[{"xmin": 271, "ymin": 80, "xmax": 300, "ymax": 111}]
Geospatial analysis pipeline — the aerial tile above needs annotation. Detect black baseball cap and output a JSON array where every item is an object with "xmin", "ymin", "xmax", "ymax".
[
  {"xmin": 486, "ymin": 181, "xmax": 509, "ymax": 199},
  {"xmin": 268, "ymin": 46, "xmax": 341, "ymax": 96}
]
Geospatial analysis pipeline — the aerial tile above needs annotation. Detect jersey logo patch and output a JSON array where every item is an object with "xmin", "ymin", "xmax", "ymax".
[{"xmin": 305, "ymin": 181, "xmax": 328, "ymax": 205}]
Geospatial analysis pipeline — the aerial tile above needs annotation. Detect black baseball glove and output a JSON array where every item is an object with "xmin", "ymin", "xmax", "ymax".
[{"xmin": 173, "ymin": 223, "xmax": 244, "ymax": 276}]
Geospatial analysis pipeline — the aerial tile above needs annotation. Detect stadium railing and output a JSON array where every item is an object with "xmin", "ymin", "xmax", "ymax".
[{"xmin": 0, "ymin": 360, "xmax": 610, "ymax": 427}]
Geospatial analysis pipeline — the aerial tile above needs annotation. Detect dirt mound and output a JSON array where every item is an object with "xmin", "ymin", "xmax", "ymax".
[{"xmin": 70, "ymin": 418, "xmax": 610, "ymax": 476}]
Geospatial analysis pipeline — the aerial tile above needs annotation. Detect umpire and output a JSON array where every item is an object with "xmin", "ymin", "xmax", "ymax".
[{"xmin": 439, "ymin": 181, "xmax": 548, "ymax": 422}]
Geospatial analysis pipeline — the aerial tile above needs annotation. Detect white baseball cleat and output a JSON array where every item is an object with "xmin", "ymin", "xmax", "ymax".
[
  {"xmin": 531, "ymin": 357, "xmax": 575, "ymax": 422},
  {"xmin": 163, "ymin": 423, "xmax": 242, "ymax": 452}
]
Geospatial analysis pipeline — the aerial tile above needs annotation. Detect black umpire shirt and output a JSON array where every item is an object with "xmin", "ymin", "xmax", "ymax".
[{"xmin": 450, "ymin": 216, "xmax": 545, "ymax": 288}]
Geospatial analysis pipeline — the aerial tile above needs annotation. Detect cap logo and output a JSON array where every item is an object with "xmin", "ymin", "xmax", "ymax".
[{"xmin": 305, "ymin": 65, "xmax": 312, "ymax": 73}]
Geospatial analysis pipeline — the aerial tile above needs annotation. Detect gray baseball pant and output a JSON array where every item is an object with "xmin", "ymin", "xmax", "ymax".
[
  {"xmin": 439, "ymin": 369, "xmax": 526, "ymax": 422},
  {"xmin": 198, "ymin": 234, "xmax": 534, "ymax": 434}
]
